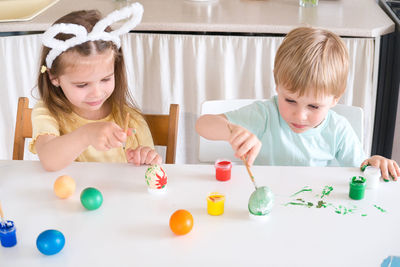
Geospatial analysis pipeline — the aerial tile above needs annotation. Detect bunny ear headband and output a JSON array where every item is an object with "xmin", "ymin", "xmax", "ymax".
[{"xmin": 41, "ymin": 2, "xmax": 143, "ymax": 70}]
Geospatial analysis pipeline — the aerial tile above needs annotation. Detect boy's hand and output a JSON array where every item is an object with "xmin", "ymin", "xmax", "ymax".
[
  {"xmin": 126, "ymin": 146, "xmax": 162, "ymax": 166},
  {"xmin": 361, "ymin": 156, "xmax": 400, "ymax": 181},
  {"xmin": 84, "ymin": 122, "xmax": 127, "ymax": 151},
  {"xmin": 228, "ymin": 123, "xmax": 261, "ymax": 166}
]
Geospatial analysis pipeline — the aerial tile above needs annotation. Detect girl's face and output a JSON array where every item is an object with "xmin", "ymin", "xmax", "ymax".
[
  {"xmin": 276, "ymin": 85, "xmax": 338, "ymax": 133},
  {"xmin": 50, "ymin": 49, "xmax": 115, "ymax": 120}
]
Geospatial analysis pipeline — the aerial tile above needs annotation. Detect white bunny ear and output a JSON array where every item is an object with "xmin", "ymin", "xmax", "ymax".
[
  {"xmin": 42, "ymin": 2, "xmax": 144, "ymax": 69},
  {"xmin": 42, "ymin": 23, "xmax": 88, "ymax": 68},
  {"xmin": 42, "ymin": 23, "xmax": 88, "ymax": 50},
  {"xmin": 91, "ymin": 3, "xmax": 144, "ymax": 39}
]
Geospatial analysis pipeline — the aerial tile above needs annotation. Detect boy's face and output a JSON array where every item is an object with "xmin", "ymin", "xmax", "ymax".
[{"xmin": 276, "ymin": 85, "xmax": 338, "ymax": 133}]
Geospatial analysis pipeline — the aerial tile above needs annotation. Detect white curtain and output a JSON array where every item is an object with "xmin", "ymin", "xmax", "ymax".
[
  {"xmin": 0, "ymin": 33, "xmax": 375, "ymax": 163},
  {"xmin": 0, "ymin": 34, "xmax": 42, "ymax": 161}
]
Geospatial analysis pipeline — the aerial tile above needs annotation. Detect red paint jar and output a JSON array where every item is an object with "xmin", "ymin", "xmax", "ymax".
[{"xmin": 215, "ymin": 160, "xmax": 232, "ymax": 181}]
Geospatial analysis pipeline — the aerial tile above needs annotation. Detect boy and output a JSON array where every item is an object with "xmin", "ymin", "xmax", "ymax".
[{"xmin": 196, "ymin": 27, "xmax": 399, "ymax": 181}]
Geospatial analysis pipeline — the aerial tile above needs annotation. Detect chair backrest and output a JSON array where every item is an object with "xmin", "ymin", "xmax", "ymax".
[
  {"xmin": 144, "ymin": 104, "xmax": 179, "ymax": 164},
  {"xmin": 198, "ymin": 99, "xmax": 363, "ymax": 163},
  {"xmin": 13, "ymin": 97, "xmax": 32, "ymax": 161},
  {"xmin": 13, "ymin": 97, "xmax": 179, "ymax": 164},
  {"xmin": 331, "ymin": 104, "xmax": 363, "ymax": 145},
  {"xmin": 198, "ymin": 99, "xmax": 258, "ymax": 163}
]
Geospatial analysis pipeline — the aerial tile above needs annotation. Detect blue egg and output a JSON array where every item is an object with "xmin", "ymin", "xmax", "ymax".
[{"xmin": 36, "ymin": 229, "xmax": 65, "ymax": 255}]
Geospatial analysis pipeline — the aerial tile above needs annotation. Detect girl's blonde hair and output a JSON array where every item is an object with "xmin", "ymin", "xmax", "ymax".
[
  {"xmin": 37, "ymin": 9, "xmax": 139, "ymax": 126},
  {"xmin": 274, "ymin": 27, "xmax": 349, "ymax": 98}
]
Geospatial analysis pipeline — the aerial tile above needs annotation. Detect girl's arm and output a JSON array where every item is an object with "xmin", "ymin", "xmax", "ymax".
[{"xmin": 35, "ymin": 122, "xmax": 126, "ymax": 171}]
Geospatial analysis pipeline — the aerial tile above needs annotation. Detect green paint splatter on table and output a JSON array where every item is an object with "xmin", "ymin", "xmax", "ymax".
[
  {"xmin": 320, "ymin": 186, "xmax": 333, "ymax": 199},
  {"xmin": 316, "ymin": 200, "xmax": 327, "ymax": 208},
  {"xmin": 284, "ymin": 185, "xmax": 389, "ymax": 217},
  {"xmin": 332, "ymin": 204, "xmax": 356, "ymax": 215},
  {"xmin": 290, "ymin": 186, "xmax": 312, "ymax": 197},
  {"xmin": 284, "ymin": 198, "xmax": 314, "ymax": 208},
  {"xmin": 284, "ymin": 202, "xmax": 306, "ymax": 206},
  {"xmin": 373, "ymin": 205, "xmax": 387, "ymax": 213}
]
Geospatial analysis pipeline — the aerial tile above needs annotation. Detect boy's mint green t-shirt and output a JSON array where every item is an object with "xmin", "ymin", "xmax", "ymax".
[{"xmin": 225, "ymin": 96, "xmax": 366, "ymax": 167}]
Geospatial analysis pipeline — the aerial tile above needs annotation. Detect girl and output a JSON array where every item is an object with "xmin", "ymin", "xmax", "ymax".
[{"xmin": 29, "ymin": 3, "xmax": 162, "ymax": 171}]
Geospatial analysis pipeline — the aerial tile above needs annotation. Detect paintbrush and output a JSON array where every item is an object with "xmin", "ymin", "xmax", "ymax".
[
  {"xmin": 0, "ymin": 202, "xmax": 6, "ymax": 226},
  {"xmin": 227, "ymin": 123, "xmax": 258, "ymax": 190},
  {"xmin": 122, "ymin": 112, "xmax": 130, "ymax": 150},
  {"xmin": 242, "ymin": 156, "xmax": 258, "ymax": 190}
]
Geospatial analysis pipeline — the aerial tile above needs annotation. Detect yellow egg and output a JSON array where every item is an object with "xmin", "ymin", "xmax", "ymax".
[{"xmin": 53, "ymin": 175, "xmax": 76, "ymax": 199}]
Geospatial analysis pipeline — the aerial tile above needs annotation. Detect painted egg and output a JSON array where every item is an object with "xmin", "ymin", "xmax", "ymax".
[
  {"xmin": 53, "ymin": 175, "xmax": 76, "ymax": 199},
  {"xmin": 145, "ymin": 165, "xmax": 167, "ymax": 190},
  {"xmin": 36, "ymin": 229, "xmax": 65, "ymax": 255},
  {"xmin": 169, "ymin": 209, "xmax": 193, "ymax": 235},
  {"xmin": 80, "ymin": 187, "xmax": 103, "ymax": 210},
  {"xmin": 248, "ymin": 186, "xmax": 274, "ymax": 216}
]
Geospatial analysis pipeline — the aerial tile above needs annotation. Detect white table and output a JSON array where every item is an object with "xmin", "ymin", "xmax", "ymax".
[{"xmin": 0, "ymin": 160, "xmax": 399, "ymax": 266}]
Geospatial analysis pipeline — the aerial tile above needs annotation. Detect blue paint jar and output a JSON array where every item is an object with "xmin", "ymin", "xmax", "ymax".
[{"xmin": 0, "ymin": 220, "xmax": 17, "ymax": 247}]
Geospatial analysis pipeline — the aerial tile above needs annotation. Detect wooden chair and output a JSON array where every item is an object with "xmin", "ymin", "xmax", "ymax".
[
  {"xmin": 13, "ymin": 97, "xmax": 179, "ymax": 164},
  {"xmin": 144, "ymin": 104, "xmax": 179, "ymax": 164}
]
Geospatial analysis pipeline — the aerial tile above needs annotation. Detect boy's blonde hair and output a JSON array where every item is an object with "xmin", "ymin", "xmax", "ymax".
[{"xmin": 274, "ymin": 27, "xmax": 349, "ymax": 98}]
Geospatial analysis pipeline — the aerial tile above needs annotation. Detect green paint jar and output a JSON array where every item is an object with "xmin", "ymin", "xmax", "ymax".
[{"xmin": 349, "ymin": 176, "xmax": 366, "ymax": 200}]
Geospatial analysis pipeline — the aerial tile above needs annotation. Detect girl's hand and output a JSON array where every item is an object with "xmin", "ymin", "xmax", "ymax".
[
  {"xmin": 228, "ymin": 123, "xmax": 261, "ymax": 166},
  {"xmin": 84, "ymin": 122, "xmax": 127, "ymax": 151},
  {"xmin": 126, "ymin": 146, "xmax": 162, "ymax": 166},
  {"xmin": 361, "ymin": 155, "xmax": 400, "ymax": 181}
]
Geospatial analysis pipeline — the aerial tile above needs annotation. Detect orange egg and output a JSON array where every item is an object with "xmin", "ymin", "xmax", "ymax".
[
  {"xmin": 53, "ymin": 175, "xmax": 76, "ymax": 199},
  {"xmin": 169, "ymin": 209, "xmax": 193, "ymax": 235}
]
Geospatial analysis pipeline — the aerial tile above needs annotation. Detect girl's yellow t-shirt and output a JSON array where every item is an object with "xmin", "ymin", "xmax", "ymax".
[{"xmin": 28, "ymin": 101, "xmax": 154, "ymax": 163}]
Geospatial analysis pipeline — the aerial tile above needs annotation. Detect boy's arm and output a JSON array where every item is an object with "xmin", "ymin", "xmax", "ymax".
[
  {"xmin": 195, "ymin": 114, "xmax": 231, "ymax": 141},
  {"xmin": 196, "ymin": 114, "xmax": 262, "ymax": 166},
  {"xmin": 361, "ymin": 156, "xmax": 400, "ymax": 181}
]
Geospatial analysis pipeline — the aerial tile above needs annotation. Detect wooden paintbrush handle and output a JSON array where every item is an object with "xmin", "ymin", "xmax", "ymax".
[
  {"xmin": 242, "ymin": 156, "xmax": 255, "ymax": 181},
  {"xmin": 0, "ymin": 202, "xmax": 5, "ymax": 220}
]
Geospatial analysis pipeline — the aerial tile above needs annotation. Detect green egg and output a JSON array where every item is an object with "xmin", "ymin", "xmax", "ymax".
[
  {"xmin": 80, "ymin": 187, "xmax": 103, "ymax": 210},
  {"xmin": 248, "ymin": 186, "xmax": 274, "ymax": 216}
]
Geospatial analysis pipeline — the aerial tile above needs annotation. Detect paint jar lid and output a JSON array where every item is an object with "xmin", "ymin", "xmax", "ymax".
[
  {"xmin": 214, "ymin": 159, "xmax": 232, "ymax": 169},
  {"xmin": 207, "ymin": 192, "xmax": 225, "ymax": 202},
  {"xmin": 0, "ymin": 220, "xmax": 15, "ymax": 232},
  {"xmin": 364, "ymin": 166, "xmax": 381, "ymax": 177},
  {"xmin": 363, "ymin": 166, "xmax": 381, "ymax": 189}
]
